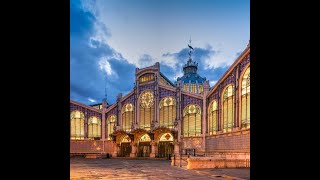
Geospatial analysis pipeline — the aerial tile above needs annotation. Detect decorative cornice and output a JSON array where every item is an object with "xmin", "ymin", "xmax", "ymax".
[
  {"xmin": 120, "ymin": 90, "xmax": 135, "ymax": 103},
  {"xmin": 181, "ymin": 91, "xmax": 203, "ymax": 100},
  {"xmin": 159, "ymin": 84, "xmax": 176, "ymax": 91},
  {"xmin": 207, "ymin": 46, "xmax": 250, "ymax": 98},
  {"xmin": 70, "ymin": 99, "xmax": 102, "ymax": 113}
]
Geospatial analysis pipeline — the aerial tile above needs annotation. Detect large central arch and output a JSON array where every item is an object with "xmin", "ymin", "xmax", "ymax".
[
  {"xmin": 119, "ymin": 135, "xmax": 132, "ymax": 157},
  {"xmin": 137, "ymin": 134, "xmax": 151, "ymax": 157},
  {"xmin": 157, "ymin": 133, "xmax": 174, "ymax": 158}
]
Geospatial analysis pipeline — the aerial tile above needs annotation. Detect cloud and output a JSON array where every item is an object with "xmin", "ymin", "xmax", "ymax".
[
  {"xmin": 70, "ymin": 0, "xmax": 136, "ymax": 105},
  {"xmin": 88, "ymin": 98, "xmax": 97, "ymax": 103},
  {"xmin": 209, "ymin": 81, "xmax": 217, "ymax": 87},
  {"xmin": 138, "ymin": 54, "xmax": 155, "ymax": 68},
  {"xmin": 70, "ymin": 0, "xmax": 247, "ymax": 105},
  {"xmin": 158, "ymin": 46, "xmax": 229, "ymax": 84}
]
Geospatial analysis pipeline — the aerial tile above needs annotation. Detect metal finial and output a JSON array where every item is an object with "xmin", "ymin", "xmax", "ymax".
[{"xmin": 188, "ymin": 36, "xmax": 194, "ymax": 61}]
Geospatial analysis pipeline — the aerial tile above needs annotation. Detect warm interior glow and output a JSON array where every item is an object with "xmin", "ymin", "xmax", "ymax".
[
  {"xmin": 241, "ymin": 67, "xmax": 250, "ymax": 129},
  {"xmin": 140, "ymin": 134, "xmax": 151, "ymax": 142},
  {"xmin": 122, "ymin": 103, "xmax": 134, "ymax": 132},
  {"xmin": 70, "ymin": 111, "xmax": 85, "ymax": 140},
  {"xmin": 223, "ymin": 85, "xmax": 234, "ymax": 132},
  {"xmin": 139, "ymin": 73, "xmax": 154, "ymax": 83},
  {"xmin": 159, "ymin": 133, "xmax": 173, "ymax": 141},
  {"xmin": 107, "ymin": 115, "xmax": 116, "ymax": 140},
  {"xmin": 121, "ymin": 135, "xmax": 132, "ymax": 143},
  {"xmin": 208, "ymin": 100, "xmax": 218, "ymax": 135},
  {"xmin": 183, "ymin": 104, "xmax": 201, "ymax": 137},
  {"xmin": 159, "ymin": 97, "xmax": 176, "ymax": 129},
  {"xmin": 88, "ymin": 116, "xmax": 101, "ymax": 139},
  {"xmin": 140, "ymin": 91, "xmax": 154, "ymax": 130}
]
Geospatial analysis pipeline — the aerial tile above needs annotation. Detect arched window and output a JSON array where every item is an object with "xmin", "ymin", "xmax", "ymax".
[
  {"xmin": 241, "ymin": 67, "xmax": 250, "ymax": 129},
  {"xmin": 70, "ymin": 111, "xmax": 84, "ymax": 140},
  {"xmin": 139, "ymin": 91, "xmax": 154, "ymax": 130},
  {"xmin": 139, "ymin": 73, "xmax": 154, "ymax": 83},
  {"xmin": 222, "ymin": 85, "xmax": 235, "ymax": 132},
  {"xmin": 191, "ymin": 84, "xmax": 196, "ymax": 93},
  {"xmin": 122, "ymin": 103, "xmax": 134, "ymax": 132},
  {"xmin": 208, "ymin": 100, "xmax": 218, "ymax": 135},
  {"xmin": 183, "ymin": 104, "xmax": 201, "ymax": 137},
  {"xmin": 88, "ymin": 116, "xmax": 101, "ymax": 139},
  {"xmin": 159, "ymin": 97, "xmax": 176, "ymax": 128},
  {"xmin": 184, "ymin": 84, "xmax": 189, "ymax": 91},
  {"xmin": 107, "ymin": 115, "xmax": 116, "ymax": 140},
  {"xmin": 198, "ymin": 85, "xmax": 203, "ymax": 93},
  {"xmin": 139, "ymin": 134, "xmax": 151, "ymax": 142}
]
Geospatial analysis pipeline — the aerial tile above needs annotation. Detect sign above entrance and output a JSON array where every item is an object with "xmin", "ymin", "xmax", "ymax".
[
  {"xmin": 140, "ymin": 134, "xmax": 151, "ymax": 142},
  {"xmin": 159, "ymin": 133, "xmax": 173, "ymax": 141},
  {"xmin": 121, "ymin": 135, "xmax": 131, "ymax": 143}
]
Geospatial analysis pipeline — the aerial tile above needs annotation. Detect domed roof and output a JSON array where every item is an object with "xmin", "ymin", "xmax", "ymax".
[
  {"xmin": 177, "ymin": 41, "xmax": 206, "ymax": 85},
  {"xmin": 177, "ymin": 57, "xmax": 206, "ymax": 84}
]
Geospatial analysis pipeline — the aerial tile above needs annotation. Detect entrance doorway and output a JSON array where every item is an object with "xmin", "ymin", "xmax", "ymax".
[
  {"xmin": 138, "ymin": 142, "xmax": 151, "ymax": 157},
  {"xmin": 158, "ymin": 133, "xmax": 174, "ymax": 159},
  {"xmin": 158, "ymin": 142, "xmax": 173, "ymax": 158},
  {"xmin": 137, "ymin": 134, "xmax": 151, "ymax": 157},
  {"xmin": 119, "ymin": 135, "xmax": 132, "ymax": 157},
  {"xmin": 120, "ymin": 143, "xmax": 131, "ymax": 157}
]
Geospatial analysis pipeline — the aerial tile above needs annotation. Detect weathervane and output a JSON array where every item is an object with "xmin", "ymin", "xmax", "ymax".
[{"xmin": 188, "ymin": 36, "xmax": 194, "ymax": 62}]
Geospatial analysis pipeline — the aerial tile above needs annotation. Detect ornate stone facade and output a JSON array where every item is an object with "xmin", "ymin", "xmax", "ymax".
[{"xmin": 70, "ymin": 43, "xmax": 250, "ymax": 161}]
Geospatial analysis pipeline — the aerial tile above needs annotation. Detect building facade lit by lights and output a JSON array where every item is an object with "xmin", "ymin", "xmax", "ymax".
[{"xmin": 70, "ymin": 42, "xmax": 250, "ymax": 162}]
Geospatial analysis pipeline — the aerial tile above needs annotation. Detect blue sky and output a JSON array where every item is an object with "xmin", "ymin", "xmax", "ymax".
[{"xmin": 70, "ymin": 0, "xmax": 250, "ymax": 105}]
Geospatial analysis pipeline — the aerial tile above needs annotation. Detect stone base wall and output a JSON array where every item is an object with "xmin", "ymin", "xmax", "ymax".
[
  {"xmin": 205, "ymin": 130, "xmax": 250, "ymax": 152},
  {"xmin": 187, "ymin": 157, "xmax": 250, "ymax": 169},
  {"xmin": 171, "ymin": 155, "xmax": 188, "ymax": 167},
  {"xmin": 70, "ymin": 140, "xmax": 115, "ymax": 155}
]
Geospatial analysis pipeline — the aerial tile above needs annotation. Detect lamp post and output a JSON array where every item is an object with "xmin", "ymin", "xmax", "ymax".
[{"xmin": 180, "ymin": 136, "xmax": 182, "ymax": 168}]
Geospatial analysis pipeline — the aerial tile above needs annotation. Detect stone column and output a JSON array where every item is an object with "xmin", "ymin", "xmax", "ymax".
[
  {"xmin": 150, "ymin": 141, "xmax": 157, "ymax": 158},
  {"xmin": 84, "ymin": 111, "xmax": 88, "ymax": 139},
  {"xmin": 112, "ymin": 142, "xmax": 119, "ymax": 157},
  {"xmin": 130, "ymin": 142, "xmax": 137, "ymax": 158},
  {"xmin": 117, "ymin": 93, "xmax": 122, "ymax": 127},
  {"xmin": 102, "ymin": 101, "xmax": 106, "ymax": 141},
  {"xmin": 173, "ymin": 141, "xmax": 180, "ymax": 156}
]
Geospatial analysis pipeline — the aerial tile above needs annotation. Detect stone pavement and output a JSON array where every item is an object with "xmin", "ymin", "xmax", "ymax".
[{"xmin": 70, "ymin": 157, "xmax": 250, "ymax": 180}]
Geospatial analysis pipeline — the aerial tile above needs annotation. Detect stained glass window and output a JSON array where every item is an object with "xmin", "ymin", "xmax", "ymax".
[
  {"xmin": 159, "ymin": 97, "xmax": 176, "ymax": 129},
  {"xmin": 139, "ymin": 73, "xmax": 154, "ymax": 83},
  {"xmin": 107, "ymin": 115, "xmax": 116, "ymax": 140},
  {"xmin": 241, "ymin": 67, "xmax": 250, "ymax": 129},
  {"xmin": 140, "ymin": 91, "xmax": 154, "ymax": 130},
  {"xmin": 191, "ymin": 84, "xmax": 196, "ymax": 93},
  {"xmin": 88, "ymin": 116, "xmax": 101, "ymax": 139},
  {"xmin": 223, "ymin": 85, "xmax": 234, "ymax": 132},
  {"xmin": 159, "ymin": 133, "xmax": 174, "ymax": 141},
  {"xmin": 122, "ymin": 103, "xmax": 134, "ymax": 132},
  {"xmin": 121, "ymin": 135, "xmax": 132, "ymax": 143},
  {"xmin": 183, "ymin": 104, "xmax": 201, "ymax": 137},
  {"xmin": 70, "ymin": 111, "xmax": 85, "ymax": 140},
  {"xmin": 140, "ymin": 134, "xmax": 151, "ymax": 142},
  {"xmin": 184, "ymin": 84, "xmax": 189, "ymax": 91},
  {"xmin": 198, "ymin": 85, "xmax": 203, "ymax": 93},
  {"xmin": 208, "ymin": 100, "xmax": 218, "ymax": 135}
]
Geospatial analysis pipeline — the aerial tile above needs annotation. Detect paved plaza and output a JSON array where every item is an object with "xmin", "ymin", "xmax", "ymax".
[{"xmin": 70, "ymin": 157, "xmax": 250, "ymax": 180}]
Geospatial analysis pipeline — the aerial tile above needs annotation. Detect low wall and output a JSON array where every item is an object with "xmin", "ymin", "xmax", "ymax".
[
  {"xmin": 187, "ymin": 157, "xmax": 250, "ymax": 169},
  {"xmin": 206, "ymin": 130, "xmax": 250, "ymax": 152},
  {"xmin": 171, "ymin": 155, "xmax": 188, "ymax": 167},
  {"xmin": 70, "ymin": 140, "xmax": 114, "ymax": 155}
]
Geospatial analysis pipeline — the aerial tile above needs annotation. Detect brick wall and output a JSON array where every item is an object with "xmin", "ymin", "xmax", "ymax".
[
  {"xmin": 205, "ymin": 132, "xmax": 250, "ymax": 152},
  {"xmin": 70, "ymin": 140, "xmax": 115, "ymax": 154}
]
